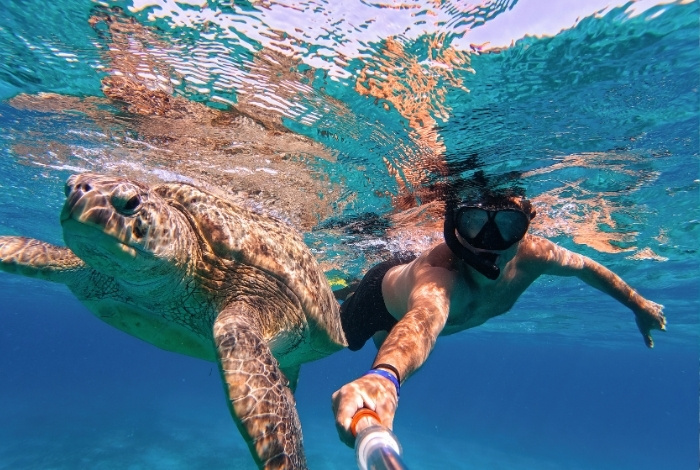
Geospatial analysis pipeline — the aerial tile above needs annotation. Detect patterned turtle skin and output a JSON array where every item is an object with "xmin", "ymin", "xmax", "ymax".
[{"xmin": 0, "ymin": 173, "xmax": 348, "ymax": 469}]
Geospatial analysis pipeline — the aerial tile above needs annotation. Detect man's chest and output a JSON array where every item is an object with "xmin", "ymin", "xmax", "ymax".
[{"xmin": 443, "ymin": 276, "xmax": 531, "ymax": 333}]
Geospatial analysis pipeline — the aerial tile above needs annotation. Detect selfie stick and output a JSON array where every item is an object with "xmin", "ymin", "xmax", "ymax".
[{"xmin": 351, "ymin": 408, "xmax": 409, "ymax": 470}]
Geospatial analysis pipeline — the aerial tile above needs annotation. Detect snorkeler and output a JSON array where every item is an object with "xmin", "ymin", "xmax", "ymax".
[{"xmin": 332, "ymin": 193, "xmax": 666, "ymax": 447}]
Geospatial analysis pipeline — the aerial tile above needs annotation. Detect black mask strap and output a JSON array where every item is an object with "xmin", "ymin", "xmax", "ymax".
[{"xmin": 444, "ymin": 206, "xmax": 500, "ymax": 280}]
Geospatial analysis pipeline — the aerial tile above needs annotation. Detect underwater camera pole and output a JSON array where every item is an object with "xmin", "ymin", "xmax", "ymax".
[{"xmin": 351, "ymin": 408, "xmax": 409, "ymax": 470}]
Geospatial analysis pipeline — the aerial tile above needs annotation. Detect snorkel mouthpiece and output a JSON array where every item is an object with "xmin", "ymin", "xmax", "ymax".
[{"xmin": 444, "ymin": 206, "xmax": 500, "ymax": 280}]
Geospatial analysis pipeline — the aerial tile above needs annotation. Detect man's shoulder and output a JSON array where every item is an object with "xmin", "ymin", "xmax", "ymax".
[
  {"xmin": 520, "ymin": 234, "xmax": 557, "ymax": 254},
  {"xmin": 422, "ymin": 242, "xmax": 457, "ymax": 269},
  {"xmin": 516, "ymin": 235, "xmax": 572, "ymax": 270},
  {"xmin": 392, "ymin": 243, "xmax": 458, "ymax": 284}
]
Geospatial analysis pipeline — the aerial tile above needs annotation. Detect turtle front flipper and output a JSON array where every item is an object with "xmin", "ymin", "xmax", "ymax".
[
  {"xmin": 0, "ymin": 236, "xmax": 86, "ymax": 283},
  {"xmin": 214, "ymin": 303, "xmax": 307, "ymax": 470}
]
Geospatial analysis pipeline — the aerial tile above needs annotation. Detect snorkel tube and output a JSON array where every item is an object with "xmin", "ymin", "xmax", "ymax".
[{"xmin": 444, "ymin": 205, "xmax": 500, "ymax": 280}]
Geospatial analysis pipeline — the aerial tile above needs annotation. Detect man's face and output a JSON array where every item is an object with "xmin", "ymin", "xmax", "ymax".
[{"xmin": 452, "ymin": 198, "xmax": 532, "ymax": 252}]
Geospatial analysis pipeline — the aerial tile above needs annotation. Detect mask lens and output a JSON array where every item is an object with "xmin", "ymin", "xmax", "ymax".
[
  {"xmin": 454, "ymin": 205, "xmax": 530, "ymax": 250},
  {"xmin": 456, "ymin": 208, "xmax": 489, "ymax": 240},
  {"xmin": 493, "ymin": 210, "xmax": 529, "ymax": 245}
]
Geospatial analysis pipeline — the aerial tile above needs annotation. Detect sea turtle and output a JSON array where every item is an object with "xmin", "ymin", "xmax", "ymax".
[{"xmin": 0, "ymin": 173, "xmax": 348, "ymax": 469}]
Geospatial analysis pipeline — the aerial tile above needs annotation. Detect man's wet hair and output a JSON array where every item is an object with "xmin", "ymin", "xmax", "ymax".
[
  {"xmin": 452, "ymin": 192, "xmax": 536, "ymax": 219},
  {"xmin": 440, "ymin": 170, "xmax": 534, "ymax": 217}
]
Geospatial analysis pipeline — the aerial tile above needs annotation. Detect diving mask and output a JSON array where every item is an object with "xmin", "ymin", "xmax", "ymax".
[
  {"xmin": 453, "ymin": 205, "xmax": 530, "ymax": 251},
  {"xmin": 443, "ymin": 200, "xmax": 533, "ymax": 280}
]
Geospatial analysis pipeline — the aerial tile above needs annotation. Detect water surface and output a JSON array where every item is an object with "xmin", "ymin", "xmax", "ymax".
[{"xmin": 0, "ymin": 0, "xmax": 697, "ymax": 468}]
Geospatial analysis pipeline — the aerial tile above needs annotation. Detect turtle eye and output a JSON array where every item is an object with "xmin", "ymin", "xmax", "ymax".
[
  {"xmin": 123, "ymin": 195, "xmax": 141, "ymax": 212},
  {"xmin": 113, "ymin": 193, "xmax": 142, "ymax": 215}
]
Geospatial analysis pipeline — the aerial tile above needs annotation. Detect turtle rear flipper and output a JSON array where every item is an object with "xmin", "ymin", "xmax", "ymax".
[
  {"xmin": 0, "ymin": 236, "xmax": 86, "ymax": 283},
  {"xmin": 214, "ymin": 303, "xmax": 307, "ymax": 470}
]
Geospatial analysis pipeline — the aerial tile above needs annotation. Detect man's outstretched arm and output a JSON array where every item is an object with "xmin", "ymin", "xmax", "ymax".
[{"xmin": 530, "ymin": 237, "xmax": 666, "ymax": 347}]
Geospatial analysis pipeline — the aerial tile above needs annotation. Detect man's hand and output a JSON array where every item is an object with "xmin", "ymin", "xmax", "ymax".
[
  {"xmin": 634, "ymin": 299, "xmax": 666, "ymax": 348},
  {"xmin": 331, "ymin": 374, "xmax": 399, "ymax": 448}
]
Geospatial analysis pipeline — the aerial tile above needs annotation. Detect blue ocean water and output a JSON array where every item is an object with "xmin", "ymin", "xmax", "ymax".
[{"xmin": 0, "ymin": 0, "xmax": 698, "ymax": 469}]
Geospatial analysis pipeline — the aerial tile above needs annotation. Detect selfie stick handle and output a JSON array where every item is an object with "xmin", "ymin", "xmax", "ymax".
[{"xmin": 351, "ymin": 409, "xmax": 408, "ymax": 470}]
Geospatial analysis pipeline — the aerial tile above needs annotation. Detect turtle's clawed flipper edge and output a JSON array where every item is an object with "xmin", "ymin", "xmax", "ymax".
[
  {"xmin": 0, "ymin": 236, "xmax": 86, "ymax": 282},
  {"xmin": 214, "ymin": 303, "xmax": 307, "ymax": 470}
]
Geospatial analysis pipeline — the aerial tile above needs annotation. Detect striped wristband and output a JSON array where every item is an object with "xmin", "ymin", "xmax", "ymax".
[{"xmin": 364, "ymin": 368, "xmax": 400, "ymax": 398}]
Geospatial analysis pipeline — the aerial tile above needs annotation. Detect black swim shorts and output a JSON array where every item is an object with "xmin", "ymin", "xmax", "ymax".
[{"xmin": 340, "ymin": 253, "xmax": 416, "ymax": 351}]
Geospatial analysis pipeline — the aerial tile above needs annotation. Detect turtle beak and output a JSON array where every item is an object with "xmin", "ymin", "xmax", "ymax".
[{"xmin": 61, "ymin": 176, "xmax": 94, "ymax": 223}]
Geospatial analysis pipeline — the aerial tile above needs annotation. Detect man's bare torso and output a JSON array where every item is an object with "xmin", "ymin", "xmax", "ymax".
[{"xmin": 381, "ymin": 235, "xmax": 548, "ymax": 336}]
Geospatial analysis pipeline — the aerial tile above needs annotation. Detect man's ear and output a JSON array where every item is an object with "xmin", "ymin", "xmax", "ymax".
[{"xmin": 521, "ymin": 199, "xmax": 536, "ymax": 219}]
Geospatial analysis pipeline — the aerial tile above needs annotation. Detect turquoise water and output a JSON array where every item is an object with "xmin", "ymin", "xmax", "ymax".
[{"xmin": 0, "ymin": 0, "xmax": 698, "ymax": 469}]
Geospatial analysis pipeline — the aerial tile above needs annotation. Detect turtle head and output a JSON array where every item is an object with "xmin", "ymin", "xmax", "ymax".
[{"xmin": 60, "ymin": 173, "xmax": 194, "ymax": 281}]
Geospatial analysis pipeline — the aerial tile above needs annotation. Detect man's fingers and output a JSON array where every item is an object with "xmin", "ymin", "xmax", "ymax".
[
  {"xmin": 332, "ymin": 391, "xmax": 359, "ymax": 448},
  {"xmin": 658, "ymin": 312, "xmax": 667, "ymax": 331},
  {"xmin": 332, "ymin": 382, "xmax": 378, "ymax": 446},
  {"xmin": 358, "ymin": 390, "xmax": 376, "ymax": 411},
  {"xmin": 634, "ymin": 316, "xmax": 652, "ymax": 348},
  {"xmin": 331, "ymin": 376, "xmax": 399, "ymax": 448}
]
